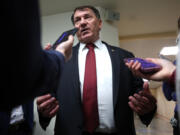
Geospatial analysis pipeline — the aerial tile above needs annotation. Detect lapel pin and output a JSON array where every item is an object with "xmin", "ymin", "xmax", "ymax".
[{"xmin": 111, "ymin": 49, "xmax": 115, "ymax": 52}]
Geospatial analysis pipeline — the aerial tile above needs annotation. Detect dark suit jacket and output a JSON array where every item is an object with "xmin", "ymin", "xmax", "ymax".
[
  {"xmin": 2, "ymin": 0, "xmax": 65, "ymax": 110},
  {"xmin": 0, "ymin": 100, "xmax": 34, "ymax": 135},
  {"xmin": 40, "ymin": 42, "xmax": 156, "ymax": 135}
]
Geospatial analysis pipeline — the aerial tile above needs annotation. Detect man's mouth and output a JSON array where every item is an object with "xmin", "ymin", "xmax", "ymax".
[{"xmin": 81, "ymin": 28, "xmax": 89, "ymax": 35}]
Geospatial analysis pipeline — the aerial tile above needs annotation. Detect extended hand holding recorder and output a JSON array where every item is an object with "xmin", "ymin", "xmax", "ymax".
[
  {"xmin": 124, "ymin": 57, "xmax": 162, "ymax": 74},
  {"xmin": 51, "ymin": 28, "xmax": 79, "ymax": 50}
]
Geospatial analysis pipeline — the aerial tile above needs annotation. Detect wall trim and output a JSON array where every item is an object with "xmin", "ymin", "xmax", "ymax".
[{"xmin": 119, "ymin": 31, "xmax": 177, "ymax": 41}]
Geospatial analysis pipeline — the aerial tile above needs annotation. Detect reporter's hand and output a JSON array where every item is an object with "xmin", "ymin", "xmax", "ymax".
[
  {"xmin": 125, "ymin": 58, "xmax": 176, "ymax": 81},
  {"xmin": 36, "ymin": 94, "xmax": 59, "ymax": 118},
  {"xmin": 144, "ymin": 58, "xmax": 176, "ymax": 81},
  {"xmin": 55, "ymin": 35, "xmax": 74, "ymax": 61}
]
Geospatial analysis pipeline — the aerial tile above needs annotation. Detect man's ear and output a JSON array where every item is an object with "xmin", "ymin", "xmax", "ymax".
[{"xmin": 99, "ymin": 19, "xmax": 103, "ymax": 30}]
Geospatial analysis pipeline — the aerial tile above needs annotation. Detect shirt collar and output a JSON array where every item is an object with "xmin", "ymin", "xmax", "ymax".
[{"xmin": 79, "ymin": 39, "xmax": 103, "ymax": 52}]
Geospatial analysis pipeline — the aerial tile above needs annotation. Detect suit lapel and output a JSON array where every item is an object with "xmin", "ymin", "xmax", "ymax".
[
  {"xmin": 71, "ymin": 44, "xmax": 81, "ymax": 104},
  {"xmin": 105, "ymin": 43, "xmax": 121, "ymax": 108}
]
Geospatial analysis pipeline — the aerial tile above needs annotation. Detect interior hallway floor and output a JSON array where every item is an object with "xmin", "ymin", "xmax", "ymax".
[{"xmin": 135, "ymin": 115, "xmax": 173, "ymax": 135}]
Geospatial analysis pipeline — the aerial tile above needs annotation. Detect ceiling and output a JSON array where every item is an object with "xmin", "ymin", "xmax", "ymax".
[{"xmin": 39, "ymin": 0, "xmax": 180, "ymax": 36}]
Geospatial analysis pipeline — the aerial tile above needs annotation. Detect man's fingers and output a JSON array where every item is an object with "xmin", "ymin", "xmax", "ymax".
[
  {"xmin": 133, "ymin": 94, "xmax": 147, "ymax": 108},
  {"xmin": 36, "ymin": 94, "xmax": 52, "ymax": 105},
  {"xmin": 39, "ymin": 97, "xmax": 56, "ymax": 108},
  {"xmin": 128, "ymin": 101, "xmax": 137, "ymax": 111},
  {"xmin": 130, "ymin": 94, "xmax": 150, "ymax": 110},
  {"xmin": 42, "ymin": 103, "xmax": 59, "ymax": 117},
  {"xmin": 128, "ymin": 102, "xmax": 144, "ymax": 115},
  {"xmin": 49, "ymin": 105, "xmax": 60, "ymax": 117},
  {"xmin": 37, "ymin": 97, "xmax": 59, "ymax": 118},
  {"xmin": 129, "ymin": 96, "xmax": 140, "ymax": 108},
  {"xmin": 139, "ymin": 91, "xmax": 157, "ymax": 104}
]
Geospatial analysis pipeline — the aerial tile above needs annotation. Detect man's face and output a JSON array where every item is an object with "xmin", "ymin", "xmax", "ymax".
[{"xmin": 73, "ymin": 8, "xmax": 102, "ymax": 44}]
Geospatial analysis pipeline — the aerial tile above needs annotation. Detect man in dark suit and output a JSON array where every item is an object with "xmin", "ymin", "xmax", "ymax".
[
  {"xmin": 2, "ymin": 0, "xmax": 74, "ymax": 111},
  {"xmin": 37, "ymin": 5, "xmax": 157, "ymax": 135}
]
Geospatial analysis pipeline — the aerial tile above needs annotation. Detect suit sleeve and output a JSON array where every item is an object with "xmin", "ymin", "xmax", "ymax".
[{"xmin": 1, "ymin": 0, "xmax": 65, "ymax": 110}]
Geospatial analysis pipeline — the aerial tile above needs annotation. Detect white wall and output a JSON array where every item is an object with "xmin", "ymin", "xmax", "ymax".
[
  {"xmin": 40, "ymin": 12, "xmax": 78, "ymax": 47},
  {"xmin": 120, "ymin": 36, "xmax": 176, "ymax": 58},
  {"xmin": 33, "ymin": 7, "xmax": 120, "ymax": 135}
]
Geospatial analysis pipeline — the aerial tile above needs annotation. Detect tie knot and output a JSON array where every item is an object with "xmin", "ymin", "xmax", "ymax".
[{"xmin": 86, "ymin": 43, "xmax": 95, "ymax": 50}]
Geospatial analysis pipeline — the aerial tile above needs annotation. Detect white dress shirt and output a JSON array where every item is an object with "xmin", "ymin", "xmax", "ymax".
[{"xmin": 78, "ymin": 39, "xmax": 116, "ymax": 133}]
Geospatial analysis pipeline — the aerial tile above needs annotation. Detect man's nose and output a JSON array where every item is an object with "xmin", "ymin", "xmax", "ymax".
[{"xmin": 79, "ymin": 18, "xmax": 87, "ymax": 27}]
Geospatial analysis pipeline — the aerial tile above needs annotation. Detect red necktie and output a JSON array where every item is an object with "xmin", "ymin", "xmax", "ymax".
[{"xmin": 83, "ymin": 43, "xmax": 99, "ymax": 133}]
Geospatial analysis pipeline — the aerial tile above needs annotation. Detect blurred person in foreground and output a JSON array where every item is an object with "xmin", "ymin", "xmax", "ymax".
[
  {"xmin": 2, "ymin": 0, "xmax": 74, "ymax": 111},
  {"xmin": 1, "ymin": 0, "xmax": 74, "ymax": 134}
]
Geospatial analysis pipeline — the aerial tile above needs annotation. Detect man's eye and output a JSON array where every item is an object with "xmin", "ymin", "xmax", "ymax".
[
  {"xmin": 84, "ymin": 15, "xmax": 91, "ymax": 19},
  {"xmin": 74, "ymin": 19, "xmax": 79, "ymax": 23}
]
